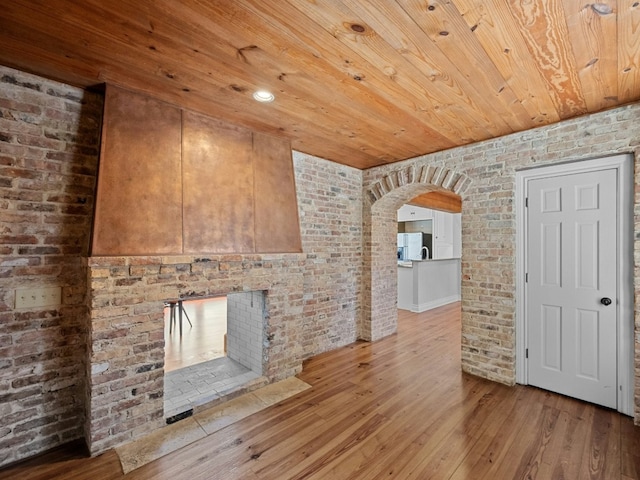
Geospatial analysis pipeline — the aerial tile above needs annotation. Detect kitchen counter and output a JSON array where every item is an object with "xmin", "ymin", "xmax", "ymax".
[
  {"xmin": 397, "ymin": 258, "xmax": 461, "ymax": 312},
  {"xmin": 398, "ymin": 257, "xmax": 457, "ymax": 264}
]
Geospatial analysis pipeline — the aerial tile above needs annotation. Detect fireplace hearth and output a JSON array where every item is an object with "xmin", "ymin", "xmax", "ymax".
[{"xmin": 163, "ymin": 291, "xmax": 268, "ymax": 418}]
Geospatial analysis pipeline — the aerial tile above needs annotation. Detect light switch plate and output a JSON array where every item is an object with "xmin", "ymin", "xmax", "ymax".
[{"xmin": 15, "ymin": 286, "xmax": 62, "ymax": 309}]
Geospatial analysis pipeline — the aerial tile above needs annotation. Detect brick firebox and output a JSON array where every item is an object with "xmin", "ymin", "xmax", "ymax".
[{"xmin": 85, "ymin": 254, "xmax": 305, "ymax": 455}]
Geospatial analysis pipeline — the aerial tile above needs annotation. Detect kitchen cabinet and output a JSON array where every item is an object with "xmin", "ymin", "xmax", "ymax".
[
  {"xmin": 398, "ymin": 204, "xmax": 461, "ymax": 259},
  {"xmin": 433, "ymin": 211, "xmax": 462, "ymax": 259},
  {"xmin": 397, "ymin": 258, "xmax": 461, "ymax": 312},
  {"xmin": 433, "ymin": 210, "xmax": 454, "ymax": 259},
  {"xmin": 397, "ymin": 204, "xmax": 432, "ymax": 222},
  {"xmin": 453, "ymin": 213, "xmax": 462, "ymax": 259}
]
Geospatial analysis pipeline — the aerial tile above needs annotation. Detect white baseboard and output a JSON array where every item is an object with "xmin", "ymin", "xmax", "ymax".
[{"xmin": 412, "ymin": 295, "xmax": 460, "ymax": 313}]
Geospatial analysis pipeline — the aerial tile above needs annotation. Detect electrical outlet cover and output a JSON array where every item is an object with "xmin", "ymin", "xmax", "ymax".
[{"xmin": 15, "ymin": 286, "xmax": 61, "ymax": 309}]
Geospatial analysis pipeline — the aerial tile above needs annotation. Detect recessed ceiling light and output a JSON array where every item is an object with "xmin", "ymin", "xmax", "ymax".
[{"xmin": 253, "ymin": 90, "xmax": 275, "ymax": 103}]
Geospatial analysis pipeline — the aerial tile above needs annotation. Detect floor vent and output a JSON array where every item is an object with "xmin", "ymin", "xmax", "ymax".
[{"xmin": 165, "ymin": 409, "xmax": 193, "ymax": 425}]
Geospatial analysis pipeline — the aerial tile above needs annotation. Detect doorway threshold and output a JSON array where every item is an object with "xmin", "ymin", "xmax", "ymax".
[{"xmin": 164, "ymin": 357, "xmax": 266, "ymax": 419}]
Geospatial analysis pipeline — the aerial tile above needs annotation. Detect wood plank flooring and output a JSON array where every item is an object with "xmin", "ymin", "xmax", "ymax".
[{"xmin": 3, "ymin": 303, "xmax": 640, "ymax": 479}]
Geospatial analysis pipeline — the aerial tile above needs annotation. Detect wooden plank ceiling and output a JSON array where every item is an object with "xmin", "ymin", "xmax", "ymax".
[{"xmin": 0, "ymin": 0, "xmax": 638, "ymax": 169}]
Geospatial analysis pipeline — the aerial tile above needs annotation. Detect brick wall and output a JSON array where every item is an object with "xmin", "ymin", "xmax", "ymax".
[
  {"xmin": 292, "ymin": 152, "xmax": 363, "ymax": 355},
  {"xmin": 363, "ymin": 104, "xmax": 640, "ymax": 419},
  {"xmin": 0, "ymin": 66, "xmax": 102, "ymax": 465},
  {"xmin": 227, "ymin": 290, "xmax": 266, "ymax": 374}
]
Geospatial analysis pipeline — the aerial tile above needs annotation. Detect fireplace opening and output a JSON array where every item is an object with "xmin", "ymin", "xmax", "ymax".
[{"xmin": 163, "ymin": 290, "xmax": 268, "ymax": 419}]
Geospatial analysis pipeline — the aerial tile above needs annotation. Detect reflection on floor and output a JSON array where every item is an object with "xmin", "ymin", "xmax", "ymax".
[
  {"xmin": 164, "ymin": 296, "xmax": 263, "ymax": 419},
  {"xmin": 164, "ymin": 297, "xmax": 227, "ymax": 373}
]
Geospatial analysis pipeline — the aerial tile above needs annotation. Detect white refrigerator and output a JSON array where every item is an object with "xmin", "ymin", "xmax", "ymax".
[{"xmin": 397, "ymin": 233, "xmax": 424, "ymax": 261}]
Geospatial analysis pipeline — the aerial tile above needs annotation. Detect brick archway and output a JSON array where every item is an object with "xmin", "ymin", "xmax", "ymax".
[{"xmin": 360, "ymin": 164, "xmax": 471, "ymax": 341}]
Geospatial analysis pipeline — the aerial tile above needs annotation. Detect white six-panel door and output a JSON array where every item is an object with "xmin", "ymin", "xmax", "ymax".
[{"xmin": 526, "ymin": 169, "xmax": 618, "ymax": 409}]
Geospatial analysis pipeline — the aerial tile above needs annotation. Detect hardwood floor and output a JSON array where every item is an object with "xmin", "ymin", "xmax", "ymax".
[{"xmin": 3, "ymin": 303, "xmax": 640, "ymax": 479}]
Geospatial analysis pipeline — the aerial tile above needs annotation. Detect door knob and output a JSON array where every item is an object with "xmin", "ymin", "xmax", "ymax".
[{"xmin": 600, "ymin": 297, "xmax": 612, "ymax": 306}]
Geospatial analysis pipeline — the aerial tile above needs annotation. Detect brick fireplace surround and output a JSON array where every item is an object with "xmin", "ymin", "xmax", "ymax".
[
  {"xmin": 1, "ymin": 65, "xmax": 640, "ymax": 467},
  {"xmin": 85, "ymin": 255, "xmax": 305, "ymax": 453}
]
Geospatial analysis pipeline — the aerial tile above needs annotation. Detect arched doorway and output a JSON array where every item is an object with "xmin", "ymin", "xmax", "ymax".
[
  {"xmin": 360, "ymin": 164, "xmax": 470, "ymax": 341},
  {"xmin": 397, "ymin": 192, "xmax": 461, "ymax": 311}
]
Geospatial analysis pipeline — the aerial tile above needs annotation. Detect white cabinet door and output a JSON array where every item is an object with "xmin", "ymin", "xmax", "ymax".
[
  {"xmin": 433, "ymin": 210, "xmax": 454, "ymax": 259},
  {"xmin": 452, "ymin": 213, "xmax": 462, "ymax": 258},
  {"xmin": 397, "ymin": 205, "xmax": 432, "ymax": 222}
]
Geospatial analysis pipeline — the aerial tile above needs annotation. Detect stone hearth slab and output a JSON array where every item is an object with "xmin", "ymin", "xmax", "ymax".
[{"xmin": 115, "ymin": 377, "xmax": 311, "ymax": 474}]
